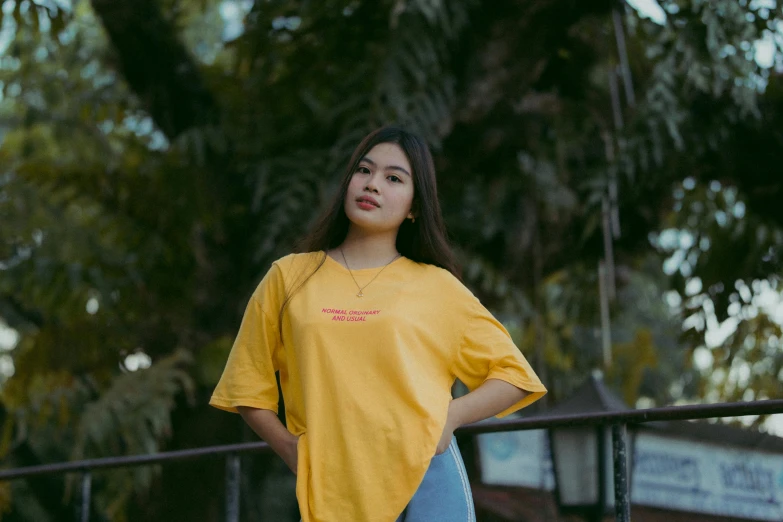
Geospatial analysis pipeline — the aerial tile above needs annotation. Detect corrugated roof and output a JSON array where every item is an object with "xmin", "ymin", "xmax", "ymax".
[{"xmin": 643, "ymin": 418, "xmax": 783, "ymax": 453}]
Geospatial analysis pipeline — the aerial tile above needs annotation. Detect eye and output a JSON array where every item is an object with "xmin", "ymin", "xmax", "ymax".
[
  {"xmin": 388, "ymin": 175, "xmax": 402, "ymax": 183},
  {"xmin": 356, "ymin": 166, "xmax": 371, "ymax": 174}
]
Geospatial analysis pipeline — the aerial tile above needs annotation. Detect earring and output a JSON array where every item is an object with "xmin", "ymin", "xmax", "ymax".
[{"xmin": 411, "ymin": 216, "xmax": 416, "ymax": 223}]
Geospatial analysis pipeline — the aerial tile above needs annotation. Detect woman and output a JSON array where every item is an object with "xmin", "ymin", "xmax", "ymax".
[{"xmin": 210, "ymin": 126, "xmax": 547, "ymax": 522}]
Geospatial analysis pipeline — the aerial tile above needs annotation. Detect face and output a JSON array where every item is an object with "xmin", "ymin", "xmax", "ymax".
[{"xmin": 343, "ymin": 142, "xmax": 415, "ymax": 233}]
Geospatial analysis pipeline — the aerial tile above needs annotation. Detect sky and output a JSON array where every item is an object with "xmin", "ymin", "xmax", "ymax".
[
  {"xmin": 627, "ymin": 0, "xmax": 667, "ymax": 24},
  {"xmin": 628, "ymin": 0, "xmax": 780, "ymax": 69}
]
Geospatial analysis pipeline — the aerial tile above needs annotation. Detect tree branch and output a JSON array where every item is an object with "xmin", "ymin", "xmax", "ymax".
[{"xmin": 90, "ymin": 0, "xmax": 220, "ymax": 140}]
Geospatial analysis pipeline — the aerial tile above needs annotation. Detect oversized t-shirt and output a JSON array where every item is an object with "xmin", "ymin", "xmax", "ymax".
[{"xmin": 210, "ymin": 251, "xmax": 546, "ymax": 522}]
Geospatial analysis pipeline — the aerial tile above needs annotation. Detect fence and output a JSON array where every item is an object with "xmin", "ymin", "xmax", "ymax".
[{"xmin": 2, "ymin": 399, "xmax": 783, "ymax": 522}]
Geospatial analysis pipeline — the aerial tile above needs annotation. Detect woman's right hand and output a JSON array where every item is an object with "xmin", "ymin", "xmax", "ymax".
[
  {"xmin": 280, "ymin": 433, "xmax": 299, "ymax": 475},
  {"xmin": 237, "ymin": 406, "xmax": 300, "ymax": 475}
]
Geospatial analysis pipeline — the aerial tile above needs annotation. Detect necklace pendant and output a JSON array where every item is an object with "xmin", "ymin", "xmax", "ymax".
[{"xmin": 338, "ymin": 248, "xmax": 401, "ymax": 301}]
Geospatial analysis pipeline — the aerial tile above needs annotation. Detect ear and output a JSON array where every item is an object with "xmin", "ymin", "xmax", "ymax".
[{"xmin": 407, "ymin": 200, "xmax": 418, "ymax": 220}]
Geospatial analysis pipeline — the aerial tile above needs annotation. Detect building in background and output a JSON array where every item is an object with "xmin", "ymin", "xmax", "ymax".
[{"xmin": 469, "ymin": 377, "xmax": 783, "ymax": 522}]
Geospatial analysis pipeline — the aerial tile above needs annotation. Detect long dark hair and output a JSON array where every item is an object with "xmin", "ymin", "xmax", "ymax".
[{"xmin": 279, "ymin": 125, "xmax": 461, "ymax": 334}]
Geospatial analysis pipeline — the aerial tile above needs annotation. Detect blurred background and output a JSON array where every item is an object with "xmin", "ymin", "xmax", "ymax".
[{"xmin": 0, "ymin": 0, "xmax": 782, "ymax": 520}]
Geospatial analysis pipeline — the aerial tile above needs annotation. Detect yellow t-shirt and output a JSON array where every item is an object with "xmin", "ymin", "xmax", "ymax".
[{"xmin": 210, "ymin": 251, "xmax": 546, "ymax": 522}]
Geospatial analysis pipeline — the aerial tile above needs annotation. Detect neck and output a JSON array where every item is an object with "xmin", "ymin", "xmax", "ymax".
[{"xmin": 334, "ymin": 227, "xmax": 400, "ymax": 269}]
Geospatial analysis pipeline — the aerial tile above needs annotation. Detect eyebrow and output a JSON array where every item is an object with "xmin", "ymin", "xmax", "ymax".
[{"xmin": 360, "ymin": 156, "xmax": 411, "ymax": 178}]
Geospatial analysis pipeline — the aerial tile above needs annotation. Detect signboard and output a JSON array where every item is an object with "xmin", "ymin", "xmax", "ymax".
[
  {"xmin": 477, "ymin": 428, "xmax": 783, "ymax": 521},
  {"xmin": 476, "ymin": 429, "xmax": 555, "ymax": 490},
  {"xmin": 632, "ymin": 432, "xmax": 783, "ymax": 521}
]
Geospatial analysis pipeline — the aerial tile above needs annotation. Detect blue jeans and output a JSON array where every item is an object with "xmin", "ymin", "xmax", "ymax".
[{"xmin": 394, "ymin": 436, "xmax": 476, "ymax": 522}]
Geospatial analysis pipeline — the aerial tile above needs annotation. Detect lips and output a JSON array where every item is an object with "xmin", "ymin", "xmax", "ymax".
[{"xmin": 356, "ymin": 196, "xmax": 380, "ymax": 207}]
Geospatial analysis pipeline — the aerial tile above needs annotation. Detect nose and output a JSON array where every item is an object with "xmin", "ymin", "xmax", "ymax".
[{"xmin": 363, "ymin": 173, "xmax": 381, "ymax": 194}]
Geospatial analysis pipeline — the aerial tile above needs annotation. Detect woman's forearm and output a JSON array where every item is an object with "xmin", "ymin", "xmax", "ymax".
[
  {"xmin": 237, "ymin": 406, "xmax": 299, "ymax": 473},
  {"xmin": 448, "ymin": 378, "xmax": 529, "ymax": 428}
]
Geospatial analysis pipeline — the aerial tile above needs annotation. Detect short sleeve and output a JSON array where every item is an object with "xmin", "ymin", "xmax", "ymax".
[
  {"xmin": 452, "ymin": 296, "xmax": 547, "ymax": 418},
  {"xmin": 209, "ymin": 263, "xmax": 285, "ymax": 414}
]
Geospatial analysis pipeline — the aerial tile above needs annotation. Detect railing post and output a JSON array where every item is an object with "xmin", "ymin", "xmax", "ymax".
[
  {"xmin": 611, "ymin": 424, "xmax": 630, "ymax": 522},
  {"xmin": 80, "ymin": 471, "xmax": 92, "ymax": 522},
  {"xmin": 225, "ymin": 453, "xmax": 241, "ymax": 522}
]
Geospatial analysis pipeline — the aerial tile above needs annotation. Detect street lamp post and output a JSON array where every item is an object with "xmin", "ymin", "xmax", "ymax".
[{"xmin": 544, "ymin": 375, "xmax": 635, "ymax": 522}]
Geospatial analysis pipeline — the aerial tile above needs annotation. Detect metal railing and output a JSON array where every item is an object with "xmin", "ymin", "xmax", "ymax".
[{"xmin": 2, "ymin": 399, "xmax": 783, "ymax": 522}]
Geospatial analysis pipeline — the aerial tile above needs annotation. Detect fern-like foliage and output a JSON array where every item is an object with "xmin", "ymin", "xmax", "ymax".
[
  {"xmin": 67, "ymin": 350, "xmax": 194, "ymax": 520},
  {"xmin": 72, "ymin": 350, "xmax": 194, "ymax": 461}
]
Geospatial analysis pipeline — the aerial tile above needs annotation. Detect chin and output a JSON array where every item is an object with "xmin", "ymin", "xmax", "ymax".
[
  {"xmin": 347, "ymin": 217, "xmax": 383, "ymax": 232},
  {"xmin": 345, "ymin": 214, "xmax": 396, "ymax": 234}
]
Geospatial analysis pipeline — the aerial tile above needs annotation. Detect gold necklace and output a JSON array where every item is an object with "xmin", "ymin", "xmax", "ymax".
[{"xmin": 339, "ymin": 249, "xmax": 401, "ymax": 298}]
